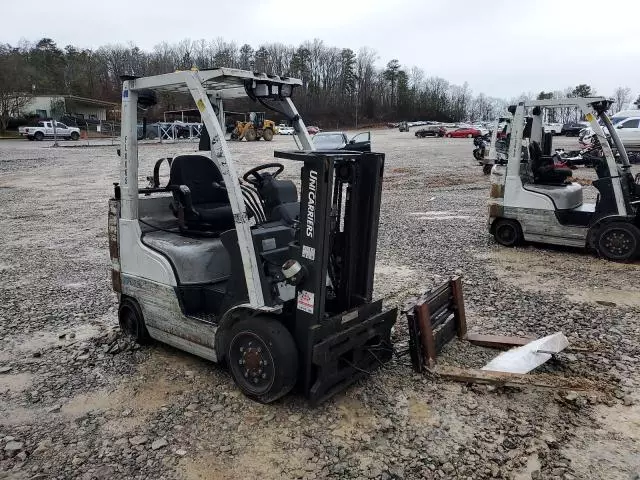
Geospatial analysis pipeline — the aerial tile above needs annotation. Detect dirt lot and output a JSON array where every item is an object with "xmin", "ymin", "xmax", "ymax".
[{"xmin": 1, "ymin": 130, "xmax": 639, "ymax": 480}]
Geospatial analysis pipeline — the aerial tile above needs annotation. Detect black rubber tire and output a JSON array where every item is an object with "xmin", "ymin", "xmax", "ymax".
[
  {"xmin": 262, "ymin": 128, "xmax": 274, "ymax": 141},
  {"xmin": 494, "ymin": 218, "xmax": 523, "ymax": 247},
  {"xmin": 244, "ymin": 128, "xmax": 257, "ymax": 141},
  {"xmin": 34, "ymin": 131, "xmax": 44, "ymax": 141},
  {"xmin": 118, "ymin": 297, "xmax": 151, "ymax": 344},
  {"xmin": 70, "ymin": 131, "xmax": 80, "ymax": 140},
  {"xmin": 226, "ymin": 316, "xmax": 298, "ymax": 404},
  {"xmin": 446, "ymin": 133, "xmax": 451, "ymax": 138},
  {"xmin": 483, "ymin": 164, "xmax": 492, "ymax": 175},
  {"xmin": 594, "ymin": 222, "xmax": 640, "ymax": 262},
  {"xmin": 27, "ymin": 136, "xmax": 34, "ymax": 141}
]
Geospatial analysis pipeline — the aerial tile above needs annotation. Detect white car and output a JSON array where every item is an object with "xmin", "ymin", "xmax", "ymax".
[
  {"xmin": 544, "ymin": 122, "xmax": 563, "ymax": 135},
  {"xmin": 613, "ymin": 117, "xmax": 640, "ymax": 147},
  {"xmin": 278, "ymin": 126, "xmax": 295, "ymax": 135}
]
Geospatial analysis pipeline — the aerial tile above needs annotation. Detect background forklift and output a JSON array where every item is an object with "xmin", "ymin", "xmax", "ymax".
[
  {"xmin": 109, "ymin": 68, "xmax": 395, "ymax": 404},
  {"xmin": 488, "ymin": 97, "xmax": 640, "ymax": 262}
]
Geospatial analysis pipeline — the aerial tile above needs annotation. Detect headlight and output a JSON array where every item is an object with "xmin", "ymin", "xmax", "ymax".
[{"xmin": 279, "ymin": 84, "xmax": 293, "ymax": 98}]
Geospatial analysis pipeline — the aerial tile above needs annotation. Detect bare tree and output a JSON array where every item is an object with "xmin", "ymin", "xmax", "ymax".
[
  {"xmin": 613, "ymin": 86, "xmax": 632, "ymax": 113},
  {"xmin": 0, "ymin": 45, "xmax": 33, "ymax": 133}
]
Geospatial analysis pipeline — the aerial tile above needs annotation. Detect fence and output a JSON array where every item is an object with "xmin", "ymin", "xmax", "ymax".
[{"xmin": 75, "ymin": 121, "xmax": 203, "ymax": 145}]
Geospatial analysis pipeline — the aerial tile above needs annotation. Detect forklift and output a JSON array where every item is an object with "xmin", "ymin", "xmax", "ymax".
[
  {"xmin": 109, "ymin": 68, "xmax": 396, "ymax": 404},
  {"xmin": 488, "ymin": 97, "xmax": 640, "ymax": 262}
]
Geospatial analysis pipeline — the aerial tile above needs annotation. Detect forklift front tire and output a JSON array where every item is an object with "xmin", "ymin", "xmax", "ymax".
[
  {"xmin": 118, "ymin": 297, "xmax": 151, "ymax": 344},
  {"xmin": 226, "ymin": 316, "xmax": 297, "ymax": 404},
  {"xmin": 595, "ymin": 222, "xmax": 640, "ymax": 262},
  {"xmin": 493, "ymin": 218, "xmax": 523, "ymax": 247}
]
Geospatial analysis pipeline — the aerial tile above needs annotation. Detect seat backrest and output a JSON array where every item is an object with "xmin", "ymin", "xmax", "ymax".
[
  {"xmin": 259, "ymin": 176, "xmax": 298, "ymax": 213},
  {"xmin": 169, "ymin": 155, "xmax": 227, "ymax": 205}
]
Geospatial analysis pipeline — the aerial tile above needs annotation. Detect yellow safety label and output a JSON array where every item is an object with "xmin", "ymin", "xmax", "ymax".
[
  {"xmin": 585, "ymin": 113, "xmax": 594, "ymax": 122},
  {"xmin": 196, "ymin": 99, "xmax": 206, "ymax": 112}
]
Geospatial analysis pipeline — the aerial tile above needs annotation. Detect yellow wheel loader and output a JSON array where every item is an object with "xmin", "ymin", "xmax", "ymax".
[{"xmin": 231, "ymin": 112, "xmax": 275, "ymax": 141}]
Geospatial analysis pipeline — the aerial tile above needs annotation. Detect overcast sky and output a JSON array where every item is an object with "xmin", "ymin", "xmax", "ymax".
[{"xmin": 3, "ymin": 0, "xmax": 639, "ymax": 99}]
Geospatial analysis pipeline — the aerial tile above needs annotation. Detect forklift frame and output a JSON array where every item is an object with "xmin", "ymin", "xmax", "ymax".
[{"xmin": 119, "ymin": 68, "xmax": 313, "ymax": 311}]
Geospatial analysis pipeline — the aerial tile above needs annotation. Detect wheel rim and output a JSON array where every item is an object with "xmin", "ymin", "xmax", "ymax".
[
  {"xmin": 497, "ymin": 223, "xmax": 517, "ymax": 245},
  {"xmin": 600, "ymin": 228, "xmax": 636, "ymax": 259},
  {"xmin": 229, "ymin": 332, "xmax": 275, "ymax": 395}
]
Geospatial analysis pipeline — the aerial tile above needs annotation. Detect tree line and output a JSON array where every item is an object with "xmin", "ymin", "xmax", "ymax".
[{"xmin": 0, "ymin": 37, "xmax": 637, "ymax": 132}]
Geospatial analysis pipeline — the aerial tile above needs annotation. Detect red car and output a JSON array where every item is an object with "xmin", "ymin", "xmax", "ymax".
[
  {"xmin": 445, "ymin": 127, "xmax": 481, "ymax": 138},
  {"xmin": 307, "ymin": 125, "xmax": 320, "ymax": 135}
]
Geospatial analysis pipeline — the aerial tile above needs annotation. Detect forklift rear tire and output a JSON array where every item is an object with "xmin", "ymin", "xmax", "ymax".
[
  {"xmin": 494, "ymin": 218, "xmax": 523, "ymax": 247},
  {"xmin": 595, "ymin": 222, "xmax": 640, "ymax": 262},
  {"xmin": 118, "ymin": 297, "xmax": 151, "ymax": 344},
  {"xmin": 226, "ymin": 316, "xmax": 297, "ymax": 404}
]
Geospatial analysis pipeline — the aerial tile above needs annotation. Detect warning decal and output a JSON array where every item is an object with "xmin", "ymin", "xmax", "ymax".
[{"xmin": 297, "ymin": 290, "xmax": 315, "ymax": 314}]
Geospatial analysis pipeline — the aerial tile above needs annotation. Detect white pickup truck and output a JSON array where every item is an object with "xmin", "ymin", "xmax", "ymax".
[{"xmin": 19, "ymin": 121, "xmax": 81, "ymax": 141}]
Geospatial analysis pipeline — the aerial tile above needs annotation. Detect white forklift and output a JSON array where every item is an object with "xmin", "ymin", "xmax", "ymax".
[
  {"xmin": 108, "ymin": 68, "xmax": 395, "ymax": 404},
  {"xmin": 488, "ymin": 97, "xmax": 640, "ymax": 262}
]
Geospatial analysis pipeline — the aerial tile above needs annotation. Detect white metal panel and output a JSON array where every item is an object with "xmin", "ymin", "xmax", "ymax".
[
  {"xmin": 119, "ymin": 219, "xmax": 177, "ymax": 286},
  {"xmin": 120, "ymin": 85, "xmax": 138, "ymax": 220},
  {"xmin": 504, "ymin": 176, "xmax": 555, "ymax": 210}
]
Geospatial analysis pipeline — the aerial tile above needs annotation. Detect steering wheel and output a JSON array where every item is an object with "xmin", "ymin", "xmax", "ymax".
[{"xmin": 243, "ymin": 163, "xmax": 284, "ymax": 187}]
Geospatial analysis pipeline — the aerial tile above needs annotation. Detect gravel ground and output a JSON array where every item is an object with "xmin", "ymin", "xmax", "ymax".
[{"xmin": 0, "ymin": 130, "xmax": 639, "ymax": 480}]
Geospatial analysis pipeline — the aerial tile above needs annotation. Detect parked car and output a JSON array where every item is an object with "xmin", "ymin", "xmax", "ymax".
[
  {"xmin": 544, "ymin": 122, "xmax": 563, "ymax": 135},
  {"xmin": 471, "ymin": 125, "xmax": 490, "ymax": 136},
  {"xmin": 561, "ymin": 122, "xmax": 589, "ymax": 136},
  {"xmin": 445, "ymin": 127, "xmax": 481, "ymax": 138},
  {"xmin": 19, "ymin": 121, "xmax": 81, "ymax": 141},
  {"xmin": 613, "ymin": 117, "xmax": 640, "ymax": 148},
  {"xmin": 415, "ymin": 125, "xmax": 446, "ymax": 138},
  {"xmin": 307, "ymin": 125, "xmax": 320, "ymax": 135},
  {"xmin": 311, "ymin": 131, "xmax": 371, "ymax": 152},
  {"xmin": 279, "ymin": 126, "xmax": 295, "ymax": 135}
]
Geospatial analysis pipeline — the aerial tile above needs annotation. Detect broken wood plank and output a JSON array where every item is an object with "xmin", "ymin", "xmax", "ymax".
[
  {"xmin": 465, "ymin": 333, "xmax": 535, "ymax": 350},
  {"xmin": 431, "ymin": 365, "xmax": 609, "ymax": 393}
]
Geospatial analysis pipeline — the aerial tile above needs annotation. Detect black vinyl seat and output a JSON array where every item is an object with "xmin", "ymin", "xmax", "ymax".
[
  {"xmin": 258, "ymin": 175, "xmax": 300, "ymax": 225},
  {"xmin": 168, "ymin": 155, "xmax": 235, "ymax": 232},
  {"xmin": 529, "ymin": 141, "xmax": 573, "ymax": 185}
]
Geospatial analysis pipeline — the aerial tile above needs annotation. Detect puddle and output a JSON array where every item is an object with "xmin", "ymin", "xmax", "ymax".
[
  {"xmin": 513, "ymin": 453, "xmax": 541, "ymax": 479},
  {"xmin": 408, "ymin": 211, "xmax": 470, "ymax": 221},
  {"xmin": 376, "ymin": 264, "xmax": 416, "ymax": 278},
  {"xmin": 0, "ymin": 372, "xmax": 33, "ymax": 393},
  {"xmin": 595, "ymin": 403, "xmax": 640, "ymax": 441},
  {"xmin": 4, "ymin": 323, "xmax": 104, "ymax": 356},
  {"xmin": 480, "ymin": 250, "xmax": 640, "ymax": 306},
  {"xmin": 0, "ymin": 404, "xmax": 40, "ymax": 426}
]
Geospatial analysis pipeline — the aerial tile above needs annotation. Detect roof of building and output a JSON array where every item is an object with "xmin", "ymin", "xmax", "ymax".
[{"xmin": 34, "ymin": 95, "xmax": 118, "ymax": 108}]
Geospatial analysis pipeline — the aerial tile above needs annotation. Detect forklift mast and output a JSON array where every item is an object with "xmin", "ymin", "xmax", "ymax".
[{"xmin": 274, "ymin": 150, "xmax": 396, "ymax": 404}]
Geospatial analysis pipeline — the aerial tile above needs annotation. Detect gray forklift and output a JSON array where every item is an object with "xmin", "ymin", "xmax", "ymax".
[
  {"xmin": 109, "ymin": 68, "xmax": 395, "ymax": 404},
  {"xmin": 488, "ymin": 97, "xmax": 640, "ymax": 261}
]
